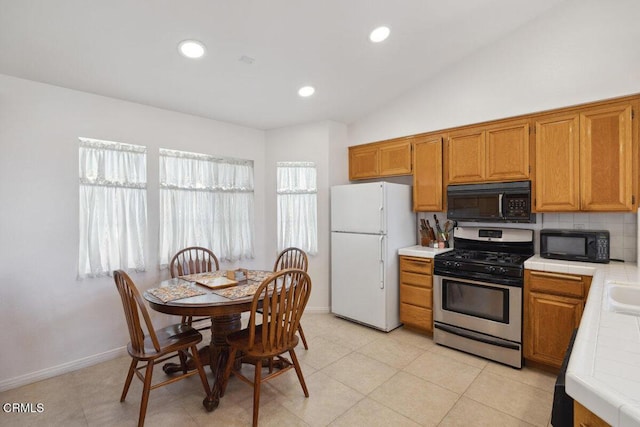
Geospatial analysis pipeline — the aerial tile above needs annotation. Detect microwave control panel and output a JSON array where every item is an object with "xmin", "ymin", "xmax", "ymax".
[
  {"xmin": 595, "ymin": 234, "xmax": 610, "ymax": 261},
  {"xmin": 504, "ymin": 195, "xmax": 530, "ymax": 218}
]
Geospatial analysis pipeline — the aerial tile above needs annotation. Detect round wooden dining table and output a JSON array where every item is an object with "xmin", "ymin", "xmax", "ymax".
[{"xmin": 143, "ymin": 270, "xmax": 273, "ymax": 412}]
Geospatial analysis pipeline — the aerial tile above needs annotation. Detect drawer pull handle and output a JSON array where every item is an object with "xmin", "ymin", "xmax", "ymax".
[{"xmin": 530, "ymin": 271, "xmax": 582, "ymax": 282}]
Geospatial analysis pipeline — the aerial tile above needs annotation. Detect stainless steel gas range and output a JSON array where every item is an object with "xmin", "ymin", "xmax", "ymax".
[{"xmin": 433, "ymin": 226, "xmax": 534, "ymax": 368}]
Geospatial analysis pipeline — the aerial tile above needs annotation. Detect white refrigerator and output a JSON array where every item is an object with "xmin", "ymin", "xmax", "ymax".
[{"xmin": 330, "ymin": 182, "xmax": 416, "ymax": 331}]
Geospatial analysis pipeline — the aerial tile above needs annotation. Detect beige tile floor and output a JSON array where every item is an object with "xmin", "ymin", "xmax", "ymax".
[{"xmin": 0, "ymin": 313, "xmax": 557, "ymax": 426}]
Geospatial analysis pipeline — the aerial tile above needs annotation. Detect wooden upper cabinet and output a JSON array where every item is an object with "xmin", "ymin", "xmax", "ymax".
[
  {"xmin": 347, "ymin": 94, "xmax": 637, "ymax": 211},
  {"xmin": 534, "ymin": 114, "xmax": 581, "ymax": 211},
  {"xmin": 413, "ymin": 135, "xmax": 443, "ymax": 211},
  {"xmin": 349, "ymin": 138, "xmax": 412, "ymax": 180},
  {"xmin": 379, "ymin": 139, "xmax": 412, "ymax": 176},
  {"xmin": 580, "ymin": 104, "xmax": 634, "ymax": 211},
  {"xmin": 534, "ymin": 102, "xmax": 636, "ymax": 212},
  {"xmin": 485, "ymin": 122, "xmax": 530, "ymax": 181},
  {"xmin": 349, "ymin": 145, "xmax": 379, "ymax": 180},
  {"xmin": 447, "ymin": 129, "xmax": 485, "ymax": 183},
  {"xmin": 447, "ymin": 121, "xmax": 529, "ymax": 184}
]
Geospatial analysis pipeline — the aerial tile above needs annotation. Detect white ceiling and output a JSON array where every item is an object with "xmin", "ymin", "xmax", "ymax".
[{"xmin": 0, "ymin": 0, "xmax": 566, "ymax": 130}]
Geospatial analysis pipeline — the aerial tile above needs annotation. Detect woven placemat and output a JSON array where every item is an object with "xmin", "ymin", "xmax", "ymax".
[{"xmin": 147, "ymin": 282, "xmax": 206, "ymax": 302}]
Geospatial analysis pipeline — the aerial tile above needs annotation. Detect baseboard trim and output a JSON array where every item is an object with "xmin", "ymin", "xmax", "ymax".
[{"xmin": 0, "ymin": 346, "xmax": 127, "ymax": 392}]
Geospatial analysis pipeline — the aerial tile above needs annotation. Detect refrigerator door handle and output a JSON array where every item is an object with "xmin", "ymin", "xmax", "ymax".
[
  {"xmin": 379, "ymin": 235, "xmax": 385, "ymax": 289},
  {"xmin": 379, "ymin": 182, "xmax": 384, "ymax": 233}
]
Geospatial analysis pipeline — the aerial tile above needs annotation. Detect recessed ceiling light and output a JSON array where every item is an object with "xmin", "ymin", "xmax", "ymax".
[
  {"xmin": 298, "ymin": 86, "xmax": 315, "ymax": 97},
  {"xmin": 369, "ymin": 26, "xmax": 390, "ymax": 43},
  {"xmin": 178, "ymin": 40, "xmax": 206, "ymax": 59}
]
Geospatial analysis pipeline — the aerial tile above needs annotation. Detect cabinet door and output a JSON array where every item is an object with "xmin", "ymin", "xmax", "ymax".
[
  {"xmin": 349, "ymin": 145, "xmax": 379, "ymax": 180},
  {"xmin": 574, "ymin": 401, "xmax": 610, "ymax": 427},
  {"xmin": 580, "ymin": 104, "xmax": 634, "ymax": 211},
  {"xmin": 534, "ymin": 114, "xmax": 581, "ymax": 211},
  {"xmin": 447, "ymin": 129, "xmax": 485, "ymax": 183},
  {"xmin": 524, "ymin": 292, "xmax": 583, "ymax": 368},
  {"xmin": 379, "ymin": 140, "xmax": 412, "ymax": 176},
  {"xmin": 413, "ymin": 136, "xmax": 443, "ymax": 211},
  {"xmin": 485, "ymin": 122, "xmax": 530, "ymax": 181}
]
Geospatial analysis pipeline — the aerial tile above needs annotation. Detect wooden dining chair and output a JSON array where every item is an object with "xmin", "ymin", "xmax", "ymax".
[
  {"xmin": 221, "ymin": 269, "xmax": 311, "ymax": 427},
  {"xmin": 113, "ymin": 270, "xmax": 212, "ymax": 427},
  {"xmin": 273, "ymin": 247, "xmax": 309, "ymax": 349},
  {"xmin": 169, "ymin": 246, "xmax": 219, "ymax": 329}
]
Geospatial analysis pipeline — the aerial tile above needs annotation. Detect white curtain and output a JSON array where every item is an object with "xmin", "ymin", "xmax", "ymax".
[
  {"xmin": 78, "ymin": 138, "xmax": 147, "ymax": 278},
  {"xmin": 277, "ymin": 162, "xmax": 318, "ymax": 255},
  {"xmin": 159, "ymin": 149, "xmax": 255, "ymax": 266}
]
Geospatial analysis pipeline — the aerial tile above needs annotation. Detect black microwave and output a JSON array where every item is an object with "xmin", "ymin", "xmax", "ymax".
[
  {"xmin": 540, "ymin": 229, "xmax": 610, "ymax": 263},
  {"xmin": 447, "ymin": 181, "xmax": 535, "ymax": 223}
]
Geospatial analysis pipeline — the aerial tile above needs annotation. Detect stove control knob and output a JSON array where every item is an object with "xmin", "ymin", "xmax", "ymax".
[
  {"xmin": 444, "ymin": 261, "xmax": 452, "ymax": 268},
  {"xmin": 486, "ymin": 266, "xmax": 496, "ymax": 273},
  {"xmin": 453, "ymin": 262, "xmax": 461, "ymax": 268},
  {"xmin": 498, "ymin": 267, "xmax": 508, "ymax": 275}
]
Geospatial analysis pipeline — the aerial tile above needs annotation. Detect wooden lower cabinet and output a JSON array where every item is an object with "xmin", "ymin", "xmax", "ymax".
[
  {"xmin": 399, "ymin": 256, "xmax": 433, "ymax": 333},
  {"xmin": 574, "ymin": 401, "xmax": 610, "ymax": 427},
  {"xmin": 524, "ymin": 270, "xmax": 592, "ymax": 369}
]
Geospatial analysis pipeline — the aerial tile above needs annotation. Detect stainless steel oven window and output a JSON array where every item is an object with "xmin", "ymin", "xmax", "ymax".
[{"xmin": 441, "ymin": 278, "xmax": 509, "ymax": 323}]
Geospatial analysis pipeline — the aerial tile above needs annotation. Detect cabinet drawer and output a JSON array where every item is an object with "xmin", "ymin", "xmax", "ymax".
[
  {"xmin": 400, "ymin": 303, "xmax": 432, "ymax": 332},
  {"xmin": 400, "ymin": 257, "xmax": 432, "ymax": 275},
  {"xmin": 400, "ymin": 271, "xmax": 432, "ymax": 288},
  {"xmin": 527, "ymin": 271, "xmax": 586, "ymax": 298},
  {"xmin": 400, "ymin": 285, "xmax": 432, "ymax": 309}
]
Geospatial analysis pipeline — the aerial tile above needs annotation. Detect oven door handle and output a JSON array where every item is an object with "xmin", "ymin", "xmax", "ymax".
[
  {"xmin": 434, "ymin": 323, "xmax": 520, "ymax": 350},
  {"xmin": 498, "ymin": 193, "xmax": 504, "ymax": 218}
]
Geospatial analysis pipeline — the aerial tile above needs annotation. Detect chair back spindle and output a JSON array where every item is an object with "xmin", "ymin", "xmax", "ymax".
[
  {"xmin": 273, "ymin": 247, "xmax": 308, "ymax": 272},
  {"xmin": 170, "ymin": 246, "xmax": 219, "ymax": 278}
]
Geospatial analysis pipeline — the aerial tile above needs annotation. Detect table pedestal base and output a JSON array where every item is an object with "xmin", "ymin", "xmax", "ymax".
[
  {"xmin": 206, "ymin": 313, "xmax": 241, "ymax": 410},
  {"xmin": 160, "ymin": 314, "xmax": 242, "ymax": 411}
]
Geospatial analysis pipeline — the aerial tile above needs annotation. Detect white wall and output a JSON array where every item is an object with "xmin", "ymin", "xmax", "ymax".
[
  {"xmin": 264, "ymin": 121, "xmax": 348, "ymax": 313},
  {"xmin": 0, "ymin": 74, "xmax": 268, "ymax": 390},
  {"xmin": 349, "ymin": 0, "xmax": 640, "ymax": 144}
]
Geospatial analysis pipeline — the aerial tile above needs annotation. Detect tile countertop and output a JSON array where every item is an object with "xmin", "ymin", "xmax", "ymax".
[
  {"xmin": 398, "ymin": 245, "xmax": 453, "ymax": 258},
  {"xmin": 525, "ymin": 256, "xmax": 640, "ymax": 427}
]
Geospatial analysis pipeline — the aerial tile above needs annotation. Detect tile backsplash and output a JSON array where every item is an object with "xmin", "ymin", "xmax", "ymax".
[{"xmin": 417, "ymin": 211, "xmax": 638, "ymax": 263}]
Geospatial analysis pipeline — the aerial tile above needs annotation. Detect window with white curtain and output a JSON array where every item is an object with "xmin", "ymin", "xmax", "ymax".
[
  {"xmin": 276, "ymin": 162, "xmax": 318, "ymax": 255},
  {"xmin": 78, "ymin": 138, "xmax": 148, "ymax": 278},
  {"xmin": 159, "ymin": 149, "xmax": 255, "ymax": 265}
]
